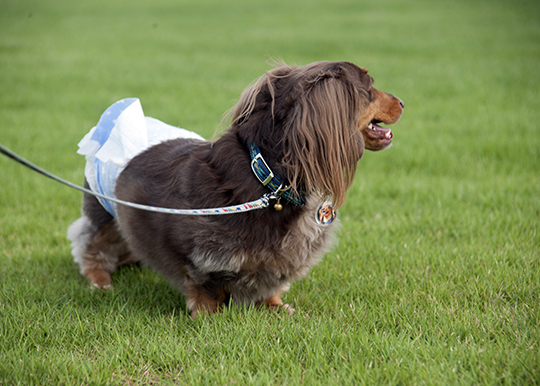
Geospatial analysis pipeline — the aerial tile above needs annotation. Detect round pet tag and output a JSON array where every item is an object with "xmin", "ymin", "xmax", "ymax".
[{"xmin": 316, "ymin": 202, "xmax": 336, "ymax": 225}]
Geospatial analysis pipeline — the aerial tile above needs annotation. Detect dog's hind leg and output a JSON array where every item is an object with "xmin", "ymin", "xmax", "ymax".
[
  {"xmin": 67, "ymin": 217, "xmax": 132, "ymax": 289},
  {"xmin": 184, "ymin": 281, "xmax": 228, "ymax": 319},
  {"xmin": 67, "ymin": 180, "xmax": 137, "ymax": 289}
]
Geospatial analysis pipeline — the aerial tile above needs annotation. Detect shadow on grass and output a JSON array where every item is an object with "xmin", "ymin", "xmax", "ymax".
[
  {"xmin": 90, "ymin": 263, "xmax": 189, "ymax": 317},
  {"xmin": 26, "ymin": 256, "xmax": 193, "ymax": 321},
  {"xmin": 15, "ymin": 251, "xmax": 297, "ymax": 324}
]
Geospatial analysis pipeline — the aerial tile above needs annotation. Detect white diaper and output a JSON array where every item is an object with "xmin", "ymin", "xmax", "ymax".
[{"xmin": 77, "ymin": 98, "xmax": 205, "ymax": 216}]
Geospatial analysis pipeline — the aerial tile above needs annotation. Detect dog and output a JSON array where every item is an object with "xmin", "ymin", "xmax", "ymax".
[{"xmin": 67, "ymin": 61, "xmax": 403, "ymax": 319}]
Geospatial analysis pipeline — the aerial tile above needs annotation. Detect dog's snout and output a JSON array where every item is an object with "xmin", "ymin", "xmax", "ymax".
[{"xmin": 398, "ymin": 98, "xmax": 404, "ymax": 109}]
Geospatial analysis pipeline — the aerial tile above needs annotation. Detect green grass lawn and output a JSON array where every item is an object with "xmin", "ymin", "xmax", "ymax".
[{"xmin": 1, "ymin": 0, "xmax": 539, "ymax": 384}]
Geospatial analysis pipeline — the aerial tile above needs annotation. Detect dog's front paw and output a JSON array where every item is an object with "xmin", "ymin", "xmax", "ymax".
[
  {"xmin": 281, "ymin": 303, "xmax": 295, "ymax": 315},
  {"xmin": 267, "ymin": 303, "xmax": 295, "ymax": 315},
  {"xmin": 261, "ymin": 286, "xmax": 294, "ymax": 315}
]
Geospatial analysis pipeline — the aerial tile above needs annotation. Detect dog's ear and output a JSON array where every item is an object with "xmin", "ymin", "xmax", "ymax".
[
  {"xmin": 281, "ymin": 62, "xmax": 366, "ymax": 208},
  {"xmin": 228, "ymin": 64, "xmax": 294, "ymax": 127}
]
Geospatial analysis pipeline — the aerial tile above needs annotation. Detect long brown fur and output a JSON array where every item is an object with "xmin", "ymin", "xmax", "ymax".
[{"xmin": 67, "ymin": 61, "xmax": 403, "ymax": 318}]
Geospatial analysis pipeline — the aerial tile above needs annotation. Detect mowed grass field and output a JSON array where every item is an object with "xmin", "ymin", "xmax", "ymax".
[{"xmin": 1, "ymin": 0, "xmax": 539, "ymax": 384}]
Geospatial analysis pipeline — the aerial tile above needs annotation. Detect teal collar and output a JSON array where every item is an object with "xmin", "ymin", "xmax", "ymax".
[{"xmin": 249, "ymin": 143, "xmax": 305, "ymax": 207}]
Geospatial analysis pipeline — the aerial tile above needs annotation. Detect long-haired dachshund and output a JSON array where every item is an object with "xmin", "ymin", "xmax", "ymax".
[{"xmin": 68, "ymin": 61, "xmax": 403, "ymax": 318}]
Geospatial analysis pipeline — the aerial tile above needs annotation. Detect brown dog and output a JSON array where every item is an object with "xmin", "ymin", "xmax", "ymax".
[{"xmin": 68, "ymin": 61, "xmax": 403, "ymax": 318}]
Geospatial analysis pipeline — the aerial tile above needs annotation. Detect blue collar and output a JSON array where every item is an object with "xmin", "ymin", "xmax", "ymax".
[{"xmin": 249, "ymin": 143, "xmax": 306, "ymax": 207}]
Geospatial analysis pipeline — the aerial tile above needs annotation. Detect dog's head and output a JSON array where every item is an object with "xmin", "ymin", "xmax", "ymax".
[
  {"xmin": 229, "ymin": 61, "xmax": 403, "ymax": 208},
  {"xmin": 358, "ymin": 79, "xmax": 404, "ymax": 152}
]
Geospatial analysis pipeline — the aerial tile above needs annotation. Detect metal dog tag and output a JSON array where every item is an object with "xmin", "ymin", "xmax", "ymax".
[{"xmin": 316, "ymin": 202, "xmax": 336, "ymax": 226}]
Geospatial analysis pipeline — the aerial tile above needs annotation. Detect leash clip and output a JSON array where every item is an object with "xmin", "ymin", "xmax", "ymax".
[{"xmin": 261, "ymin": 193, "xmax": 283, "ymax": 211}]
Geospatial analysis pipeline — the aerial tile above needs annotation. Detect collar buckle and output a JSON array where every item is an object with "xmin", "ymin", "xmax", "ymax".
[
  {"xmin": 251, "ymin": 153, "xmax": 274, "ymax": 186},
  {"xmin": 249, "ymin": 142, "xmax": 305, "ymax": 207}
]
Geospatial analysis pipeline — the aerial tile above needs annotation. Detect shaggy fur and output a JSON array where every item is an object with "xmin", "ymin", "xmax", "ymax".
[{"xmin": 67, "ymin": 61, "xmax": 404, "ymax": 318}]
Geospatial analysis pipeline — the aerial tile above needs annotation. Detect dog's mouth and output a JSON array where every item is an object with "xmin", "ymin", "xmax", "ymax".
[
  {"xmin": 366, "ymin": 119, "xmax": 393, "ymax": 144},
  {"xmin": 360, "ymin": 90, "xmax": 403, "ymax": 151}
]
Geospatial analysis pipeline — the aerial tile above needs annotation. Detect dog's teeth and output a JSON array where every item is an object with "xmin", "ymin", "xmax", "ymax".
[
  {"xmin": 385, "ymin": 131, "xmax": 392, "ymax": 139},
  {"xmin": 368, "ymin": 123, "xmax": 373, "ymax": 130}
]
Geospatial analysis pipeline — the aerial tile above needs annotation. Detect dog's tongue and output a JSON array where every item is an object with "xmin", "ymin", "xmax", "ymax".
[{"xmin": 373, "ymin": 123, "xmax": 393, "ymax": 140}]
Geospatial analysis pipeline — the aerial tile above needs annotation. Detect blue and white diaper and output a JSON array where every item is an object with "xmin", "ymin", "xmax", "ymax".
[{"xmin": 77, "ymin": 98, "xmax": 205, "ymax": 217}]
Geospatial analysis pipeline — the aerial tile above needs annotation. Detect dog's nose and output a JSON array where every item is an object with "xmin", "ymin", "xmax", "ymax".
[{"xmin": 398, "ymin": 98, "xmax": 405, "ymax": 109}]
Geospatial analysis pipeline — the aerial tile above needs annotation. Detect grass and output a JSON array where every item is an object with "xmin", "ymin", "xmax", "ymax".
[{"xmin": 1, "ymin": 0, "xmax": 539, "ymax": 384}]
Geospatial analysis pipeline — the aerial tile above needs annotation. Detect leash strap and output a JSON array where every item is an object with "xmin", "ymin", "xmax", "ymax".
[{"xmin": 0, "ymin": 143, "xmax": 274, "ymax": 215}]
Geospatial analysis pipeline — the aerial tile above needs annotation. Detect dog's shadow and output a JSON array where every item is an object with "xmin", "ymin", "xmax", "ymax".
[
  {"xmin": 74, "ymin": 264, "xmax": 299, "ymax": 322},
  {"xmin": 72, "ymin": 263, "xmax": 190, "ymax": 319}
]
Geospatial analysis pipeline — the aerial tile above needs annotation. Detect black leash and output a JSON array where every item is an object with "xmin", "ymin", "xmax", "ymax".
[{"xmin": 0, "ymin": 143, "xmax": 274, "ymax": 215}]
